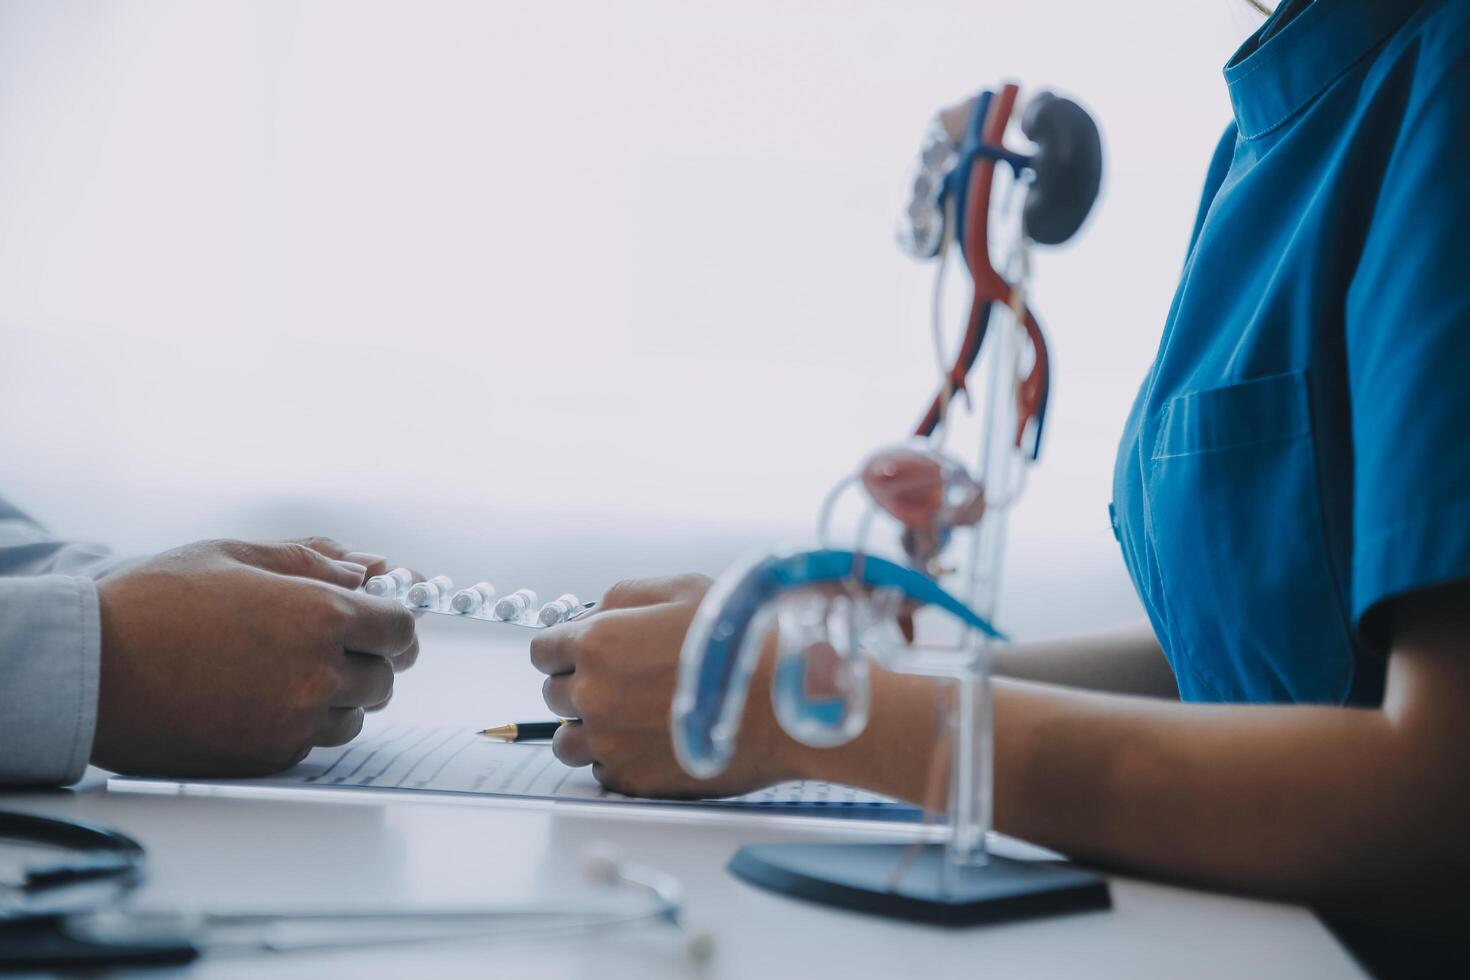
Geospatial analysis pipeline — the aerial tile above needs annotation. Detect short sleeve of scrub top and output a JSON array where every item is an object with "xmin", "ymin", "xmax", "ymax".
[{"xmin": 1109, "ymin": 0, "xmax": 1470, "ymax": 707}]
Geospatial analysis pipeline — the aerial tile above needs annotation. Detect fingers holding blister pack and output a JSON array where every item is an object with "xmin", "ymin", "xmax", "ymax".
[
  {"xmin": 360, "ymin": 574, "xmax": 591, "ymax": 629},
  {"xmin": 527, "ymin": 579, "xmax": 795, "ymax": 799},
  {"xmin": 91, "ymin": 539, "xmax": 423, "ymax": 777}
]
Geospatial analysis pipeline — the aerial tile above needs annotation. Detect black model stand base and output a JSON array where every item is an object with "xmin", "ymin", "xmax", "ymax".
[{"xmin": 728, "ymin": 842, "xmax": 1110, "ymax": 927}]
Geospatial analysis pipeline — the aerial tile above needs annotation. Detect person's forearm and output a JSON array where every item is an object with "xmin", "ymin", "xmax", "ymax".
[
  {"xmin": 993, "ymin": 680, "xmax": 1468, "ymax": 927},
  {"xmin": 803, "ymin": 625, "xmax": 1177, "ymax": 803},
  {"xmin": 796, "ymin": 670, "xmax": 1465, "ymax": 929},
  {"xmin": 793, "ymin": 669, "xmax": 951, "ymax": 808},
  {"xmin": 992, "ymin": 623, "xmax": 1177, "ymax": 698}
]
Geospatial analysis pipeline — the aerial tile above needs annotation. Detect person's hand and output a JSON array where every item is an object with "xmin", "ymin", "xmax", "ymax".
[
  {"xmin": 92, "ymin": 538, "xmax": 419, "ymax": 777},
  {"xmin": 529, "ymin": 574, "xmax": 801, "ymax": 799}
]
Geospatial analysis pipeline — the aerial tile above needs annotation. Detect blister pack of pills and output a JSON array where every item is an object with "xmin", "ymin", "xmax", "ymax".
[{"xmin": 360, "ymin": 568, "xmax": 590, "ymax": 629}]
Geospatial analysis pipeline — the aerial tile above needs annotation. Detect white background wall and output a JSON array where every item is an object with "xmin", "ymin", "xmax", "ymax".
[{"xmin": 0, "ymin": 0, "xmax": 1263, "ymax": 638}]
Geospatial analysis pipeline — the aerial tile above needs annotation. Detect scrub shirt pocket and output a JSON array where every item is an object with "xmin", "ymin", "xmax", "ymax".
[{"xmin": 1146, "ymin": 370, "xmax": 1355, "ymax": 703}]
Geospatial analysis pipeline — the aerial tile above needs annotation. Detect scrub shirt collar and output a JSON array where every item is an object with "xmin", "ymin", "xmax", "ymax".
[{"xmin": 1224, "ymin": 0, "xmax": 1423, "ymax": 139}]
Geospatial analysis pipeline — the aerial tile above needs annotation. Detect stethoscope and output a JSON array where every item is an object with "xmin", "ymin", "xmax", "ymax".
[{"xmin": 0, "ymin": 810, "xmax": 714, "ymax": 970}]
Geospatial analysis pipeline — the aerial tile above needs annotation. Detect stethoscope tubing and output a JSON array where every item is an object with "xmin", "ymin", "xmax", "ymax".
[
  {"xmin": 0, "ymin": 809, "xmax": 146, "ymax": 896},
  {"xmin": 0, "ymin": 809, "xmax": 693, "ymax": 967}
]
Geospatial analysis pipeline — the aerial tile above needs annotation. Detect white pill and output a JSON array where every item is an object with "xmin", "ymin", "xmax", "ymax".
[
  {"xmin": 537, "ymin": 593, "xmax": 581, "ymax": 626},
  {"xmin": 364, "ymin": 567, "xmax": 413, "ymax": 597},
  {"xmin": 492, "ymin": 588, "xmax": 538, "ymax": 622},
  {"xmin": 451, "ymin": 582, "xmax": 496, "ymax": 614},
  {"xmin": 406, "ymin": 575, "xmax": 454, "ymax": 608}
]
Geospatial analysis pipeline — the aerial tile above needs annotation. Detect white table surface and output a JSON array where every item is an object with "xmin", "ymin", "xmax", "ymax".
[{"xmin": 2, "ymin": 615, "xmax": 1365, "ymax": 978}]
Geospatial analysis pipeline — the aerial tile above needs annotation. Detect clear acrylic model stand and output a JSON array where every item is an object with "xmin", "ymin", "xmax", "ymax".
[{"xmin": 725, "ymin": 267, "xmax": 1110, "ymax": 926}]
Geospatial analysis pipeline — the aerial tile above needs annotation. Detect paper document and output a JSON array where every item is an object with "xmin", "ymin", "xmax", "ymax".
[{"xmin": 109, "ymin": 723, "xmax": 922, "ymax": 822}]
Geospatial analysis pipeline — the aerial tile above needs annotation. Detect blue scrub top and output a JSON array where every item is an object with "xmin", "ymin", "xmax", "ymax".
[{"xmin": 1111, "ymin": 0, "xmax": 1470, "ymax": 706}]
